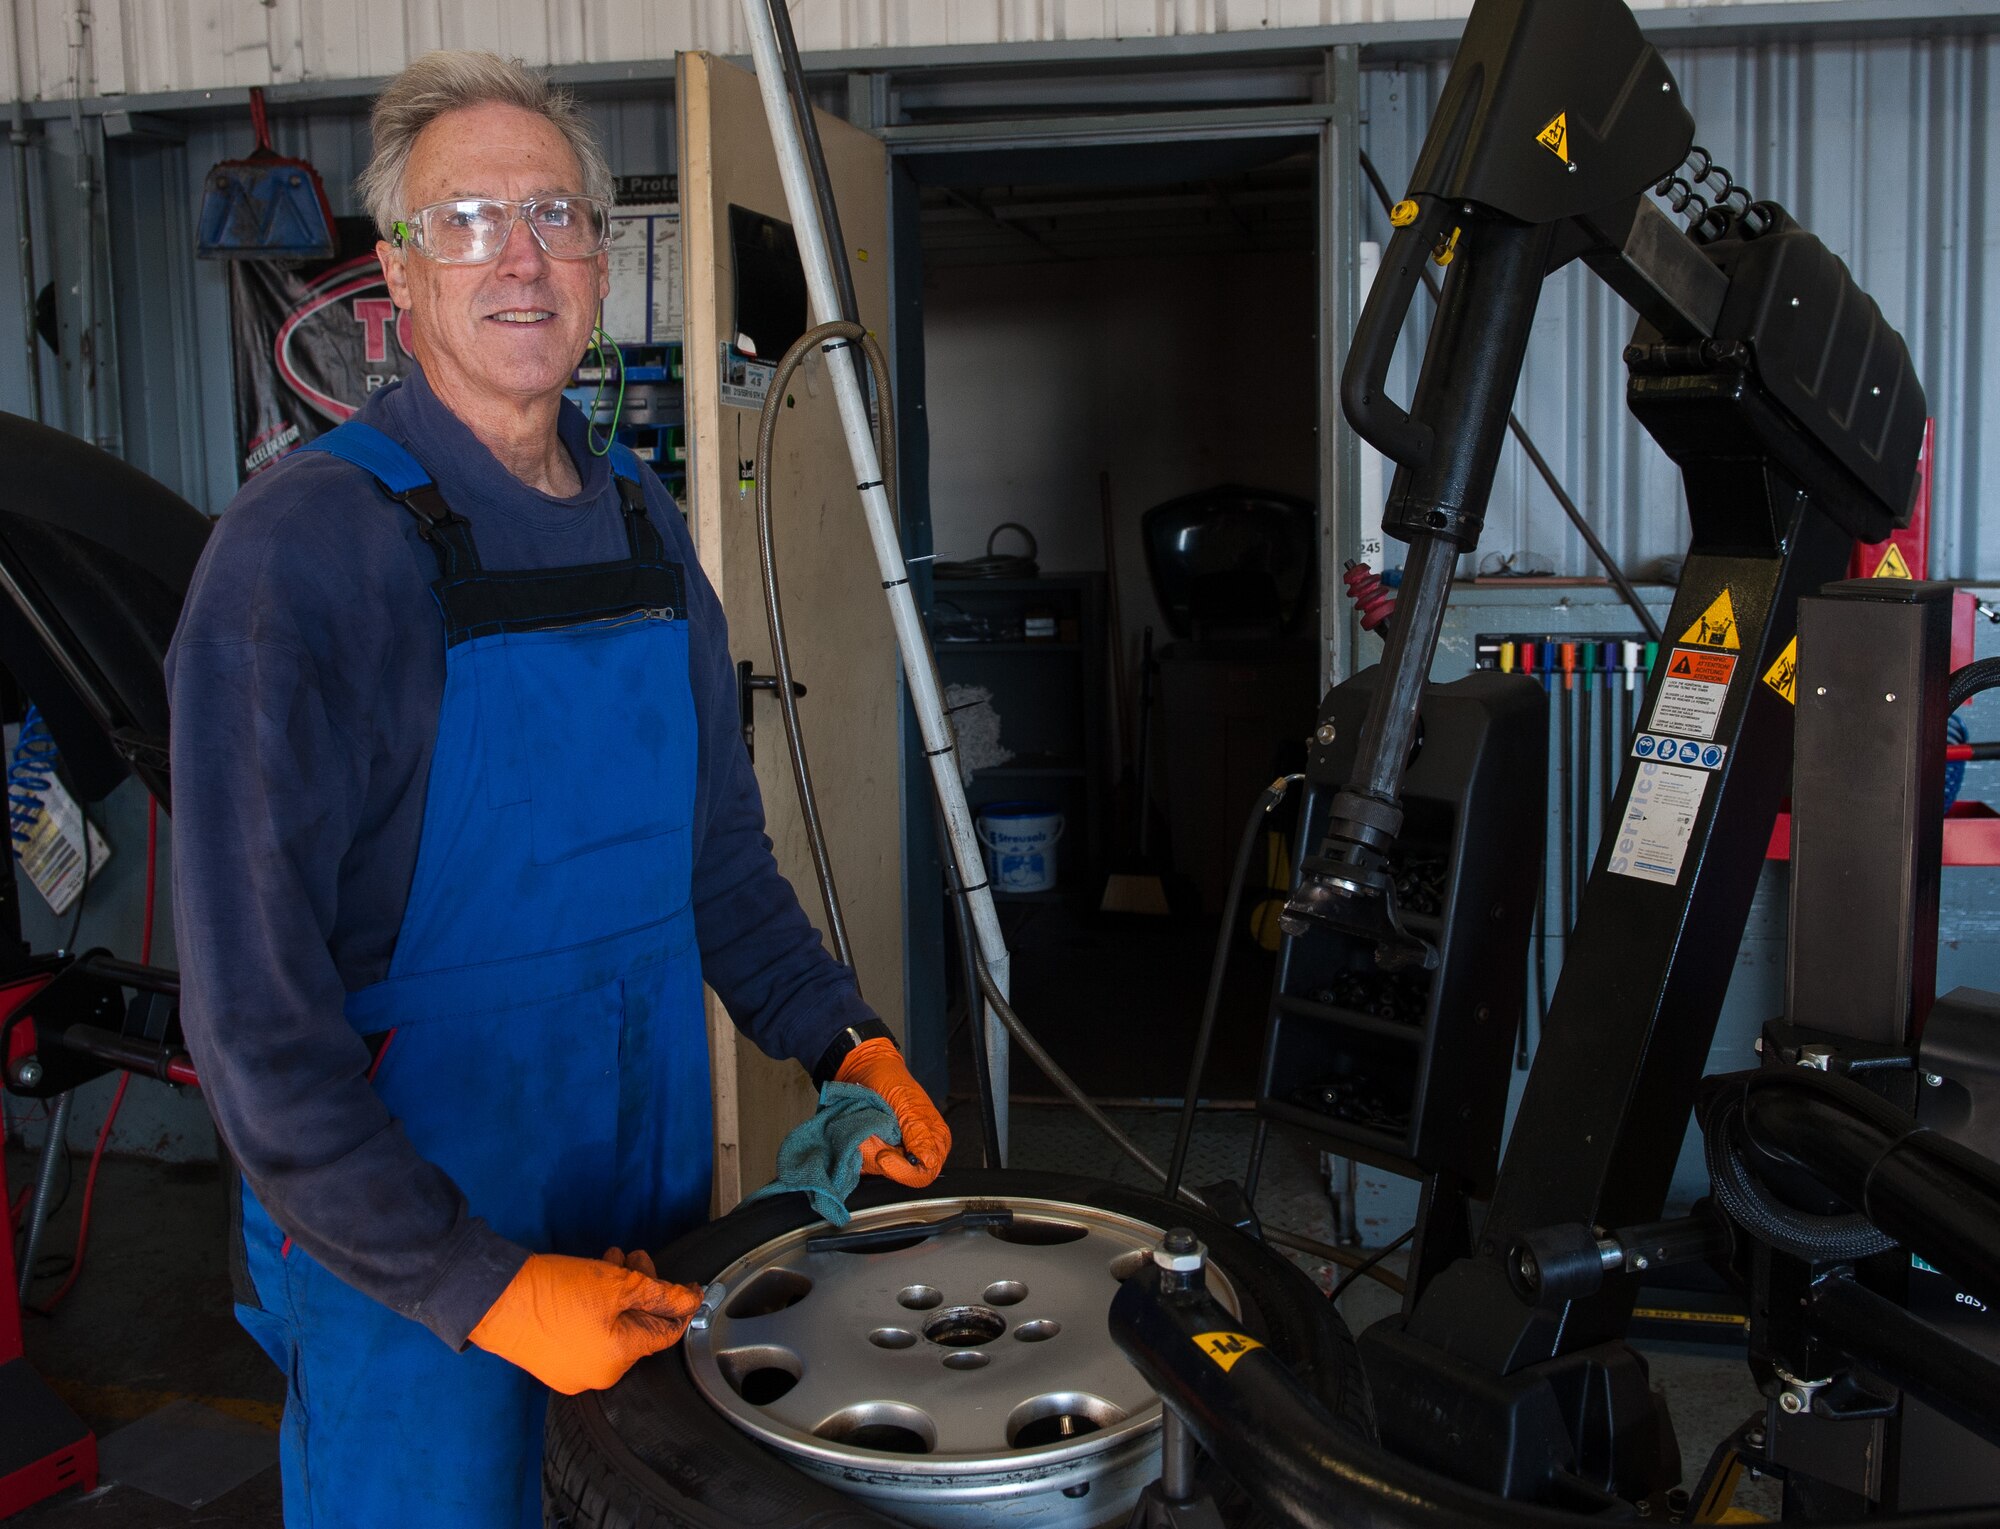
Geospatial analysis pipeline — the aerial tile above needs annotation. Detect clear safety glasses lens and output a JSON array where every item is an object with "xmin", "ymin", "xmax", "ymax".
[{"xmin": 406, "ymin": 197, "xmax": 609, "ymax": 264}]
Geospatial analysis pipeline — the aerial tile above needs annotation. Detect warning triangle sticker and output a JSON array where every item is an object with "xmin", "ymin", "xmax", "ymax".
[
  {"xmin": 1536, "ymin": 113, "xmax": 1570, "ymax": 163},
  {"xmin": 1679, "ymin": 588, "xmax": 1739, "ymax": 649},
  {"xmin": 1872, "ymin": 543, "xmax": 1914, "ymax": 579},
  {"xmin": 1670, "ymin": 653, "xmax": 1693, "ymax": 676},
  {"xmin": 1763, "ymin": 636, "xmax": 1799, "ymax": 705}
]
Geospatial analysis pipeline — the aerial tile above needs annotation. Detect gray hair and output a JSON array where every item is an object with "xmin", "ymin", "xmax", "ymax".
[{"xmin": 355, "ymin": 51, "xmax": 614, "ymax": 238}]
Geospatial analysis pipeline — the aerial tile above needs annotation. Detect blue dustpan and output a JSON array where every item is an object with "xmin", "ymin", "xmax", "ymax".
[{"xmin": 197, "ymin": 88, "xmax": 336, "ymax": 261}]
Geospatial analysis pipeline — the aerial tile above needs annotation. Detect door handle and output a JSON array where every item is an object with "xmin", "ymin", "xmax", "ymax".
[{"xmin": 736, "ymin": 659, "xmax": 808, "ymax": 763}]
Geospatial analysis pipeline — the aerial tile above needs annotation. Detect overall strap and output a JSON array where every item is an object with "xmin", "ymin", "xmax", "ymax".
[
  {"xmin": 296, "ymin": 422, "xmax": 481, "ymax": 578},
  {"xmin": 607, "ymin": 442, "xmax": 666, "ymax": 562}
]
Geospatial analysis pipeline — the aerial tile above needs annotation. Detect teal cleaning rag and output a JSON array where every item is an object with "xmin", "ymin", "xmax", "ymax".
[{"xmin": 744, "ymin": 1080, "xmax": 902, "ymax": 1226}]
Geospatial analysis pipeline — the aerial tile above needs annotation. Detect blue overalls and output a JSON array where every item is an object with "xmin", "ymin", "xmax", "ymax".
[{"xmin": 232, "ymin": 422, "xmax": 714, "ymax": 1527}]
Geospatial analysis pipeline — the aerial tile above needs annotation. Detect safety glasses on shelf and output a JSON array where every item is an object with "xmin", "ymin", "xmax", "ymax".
[{"xmin": 391, "ymin": 196, "xmax": 610, "ymax": 264}]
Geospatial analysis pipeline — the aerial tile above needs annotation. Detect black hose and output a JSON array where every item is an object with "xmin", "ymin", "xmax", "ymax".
[
  {"xmin": 1949, "ymin": 656, "xmax": 2000, "ymax": 713},
  {"xmin": 1353, "ymin": 151, "xmax": 1662, "ymax": 644},
  {"xmin": 1715, "ymin": 1067, "xmax": 2000, "ymax": 1310},
  {"xmin": 1166, "ymin": 773, "xmax": 1303, "ymax": 1204}
]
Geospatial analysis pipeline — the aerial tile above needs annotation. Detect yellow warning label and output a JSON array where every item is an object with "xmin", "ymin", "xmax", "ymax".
[
  {"xmin": 1193, "ymin": 1331, "xmax": 1264, "ymax": 1372},
  {"xmin": 1536, "ymin": 112, "xmax": 1570, "ymax": 163},
  {"xmin": 1679, "ymin": 588, "xmax": 1740, "ymax": 650},
  {"xmin": 1763, "ymin": 636, "xmax": 1799, "ymax": 705},
  {"xmin": 1872, "ymin": 543, "xmax": 1913, "ymax": 579}
]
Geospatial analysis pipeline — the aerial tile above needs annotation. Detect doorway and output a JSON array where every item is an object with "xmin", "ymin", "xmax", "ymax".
[{"xmin": 900, "ymin": 137, "xmax": 1324, "ymax": 1104}]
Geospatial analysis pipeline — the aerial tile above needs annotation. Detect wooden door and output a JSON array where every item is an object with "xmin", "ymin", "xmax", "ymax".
[{"xmin": 678, "ymin": 52, "xmax": 904, "ymax": 1213}]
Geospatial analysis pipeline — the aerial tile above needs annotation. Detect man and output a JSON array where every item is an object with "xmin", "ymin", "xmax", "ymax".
[{"xmin": 169, "ymin": 51, "xmax": 948, "ymax": 1527}]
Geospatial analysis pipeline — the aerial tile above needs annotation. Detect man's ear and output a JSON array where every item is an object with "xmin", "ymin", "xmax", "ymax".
[{"xmin": 377, "ymin": 240, "xmax": 414, "ymax": 310}]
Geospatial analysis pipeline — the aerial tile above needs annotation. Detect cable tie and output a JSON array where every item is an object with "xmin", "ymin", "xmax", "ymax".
[
  {"xmin": 924, "ymin": 743, "xmax": 955, "ymax": 758},
  {"xmin": 882, "ymin": 576, "xmax": 909, "ymax": 590},
  {"xmin": 820, "ymin": 338, "xmax": 852, "ymax": 354},
  {"xmin": 955, "ymin": 878, "xmax": 991, "ymax": 897},
  {"xmin": 857, "ymin": 479, "xmax": 884, "ymax": 492}
]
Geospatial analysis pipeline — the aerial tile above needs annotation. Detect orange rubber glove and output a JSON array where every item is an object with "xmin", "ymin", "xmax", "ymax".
[
  {"xmin": 468, "ymin": 1251, "xmax": 703, "ymax": 1395},
  {"xmin": 835, "ymin": 1035, "xmax": 951, "ymax": 1187}
]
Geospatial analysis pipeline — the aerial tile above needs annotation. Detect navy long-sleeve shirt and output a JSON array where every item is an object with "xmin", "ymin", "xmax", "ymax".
[{"xmin": 168, "ymin": 367, "xmax": 874, "ymax": 1347}]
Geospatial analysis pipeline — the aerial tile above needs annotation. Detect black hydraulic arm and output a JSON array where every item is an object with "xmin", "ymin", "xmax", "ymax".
[{"xmin": 1282, "ymin": 0, "xmax": 1700, "ymax": 959}]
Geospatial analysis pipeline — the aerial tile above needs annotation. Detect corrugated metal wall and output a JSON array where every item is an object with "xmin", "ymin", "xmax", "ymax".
[
  {"xmin": 1362, "ymin": 34, "xmax": 2000, "ymax": 580},
  {"xmin": 1, "ymin": 0, "xmax": 1862, "ymax": 102},
  {"xmin": 7, "ymin": 29, "xmax": 1997, "ymax": 563}
]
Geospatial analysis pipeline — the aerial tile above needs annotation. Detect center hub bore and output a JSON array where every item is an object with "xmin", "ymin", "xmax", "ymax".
[{"xmin": 923, "ymin": 1305, "xmax": 1006, "ymax": 1347}]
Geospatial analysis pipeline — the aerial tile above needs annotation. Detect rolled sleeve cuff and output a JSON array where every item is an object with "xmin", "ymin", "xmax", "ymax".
[{"xmin": 415, "ymin": 1223, "xmax": 532, "ymax": 1351}]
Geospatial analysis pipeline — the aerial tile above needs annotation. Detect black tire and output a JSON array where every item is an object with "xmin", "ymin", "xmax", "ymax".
[{"xmin": 545, "ymin": 1169, "xmax": 1372, "ymax": 1528}]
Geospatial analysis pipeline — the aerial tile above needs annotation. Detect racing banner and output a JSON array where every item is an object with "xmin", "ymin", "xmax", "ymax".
[{"xmin": 228, "ymin": 217, "xmax": 410, "ymax": 481}]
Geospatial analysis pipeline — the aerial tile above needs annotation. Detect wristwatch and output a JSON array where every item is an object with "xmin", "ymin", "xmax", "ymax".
[{"xmin": 811, "ymin": 1018, "xmax": 896, "ymax": 1086}]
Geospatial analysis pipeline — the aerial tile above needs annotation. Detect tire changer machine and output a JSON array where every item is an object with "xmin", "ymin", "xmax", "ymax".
[{"xmin": 1110, "ymin": 0, "xmax": 2000, "ymax": 1521}]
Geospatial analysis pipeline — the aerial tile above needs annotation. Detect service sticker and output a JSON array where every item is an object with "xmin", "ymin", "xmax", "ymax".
[{"xmin": 1607, "ymin": 761, "xmax": 1710, "ymax": 886}]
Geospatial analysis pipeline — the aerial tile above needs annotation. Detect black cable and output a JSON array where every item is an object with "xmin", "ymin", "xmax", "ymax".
[
  {"xmin": 934, "ymin": 522, "xmax": 1040, "ymax": 582},
  {"xmin": 1353, "ymin": 151, "xmax": 1663, "ymax": 644},
  {"xmin": 768, "ymin": 0, "xmax": 860, "ymax": 331},
  {"xmin": 64, "ymin": 807, "xmax": 90, "ymax": 952},
  {"xmin": 1329, "ymin": 1225, "xmax": 1415, "ymax": 1303},
  {"xmin": 1165, "ymin": 773, "xmax": 1303, "ymax": 1204}
]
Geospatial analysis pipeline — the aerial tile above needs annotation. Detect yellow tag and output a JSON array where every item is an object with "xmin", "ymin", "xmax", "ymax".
[
  {"xmin": 1193, "ymin": 1331, "xmax": 1263, "ymax": 1372},
  {"xmin": 1872, "ymin": 543, "xmax": 1913, "ymax": 579},
  {"xmin": 1679, "ymin": 587, "xmax": 1740, "ymax": 650},
  {"xmin": 1389, "ymin": 199, "xmax": 1420, "ymax": 227},
  {"xmin": 1763, "ymin": 636, "xmax": 1799, "ymax": 706},
  {"xmin": 1433, "ymin": 227, "xmax": 1461, "ymax": 267},
  {"xmin": 855, "ymin": 249, "xmax": 870, "ymax": 262},
  {"xmin": 1536, "ymin": 112, "xmax": 1570, "ymax": 163}
]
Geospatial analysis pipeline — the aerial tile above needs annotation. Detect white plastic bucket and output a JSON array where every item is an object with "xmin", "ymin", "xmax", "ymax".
[{"xmin": 976, "ymin": 801, "xmax": 1066, "ymax": 894}]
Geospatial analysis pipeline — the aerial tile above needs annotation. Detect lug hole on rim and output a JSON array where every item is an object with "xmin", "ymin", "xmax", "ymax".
[
  {"xmin": 984, "ymin": 1280, "xmax": 1028, "ymax": 1306},
  {"xmin": 942, "ymin": 1350, "xmax": 990, "ymax": 1370},
  {"xmin": 897, "ymin": 1284, "xmax": 943, "ymax": 1311},
  {"xmin": 1014, "ymin": 1319, "xmax": 1061, "ymax": 1342},
  {"xmin": 869, "ymin": 1327, "xmax": 918, "ymax": 1349}
]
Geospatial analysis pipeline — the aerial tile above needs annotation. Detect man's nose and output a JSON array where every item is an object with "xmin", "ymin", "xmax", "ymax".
[{"xmin": 493, "ymin": 212, "xmax": 550, "ymax": 277}]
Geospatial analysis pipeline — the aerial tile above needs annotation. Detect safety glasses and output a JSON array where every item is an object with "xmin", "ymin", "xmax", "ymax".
[{"xmin": 391, "ymin": 195, "xmax": 611, "ymax": 265}]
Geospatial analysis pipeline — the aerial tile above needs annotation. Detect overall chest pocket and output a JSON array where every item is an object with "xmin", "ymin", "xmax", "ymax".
[{"xmin": 474, "ymin": 610, "xmax": 698, "ymax": 869}]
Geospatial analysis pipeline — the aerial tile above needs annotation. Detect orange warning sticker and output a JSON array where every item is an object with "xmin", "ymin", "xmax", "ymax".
[
  {"xmin": 1872, "ymin": 543, "xmax": 1913, "ymax": 579},
  {"xmin": 1763, "ymin": 636, "xmax": 1799, "ymax": 705},
  {"xmin": 1193, "ymin": 1331, "xmax": 1264, "ymax": 1372},
  {"xmin": 1536, "ymin": 112, "xmax": 1569, "ymax": 163},
  {"xmin": 1666, "ymin": 650, "xmax": 1736, "ymax": 685},
  {"xmin": 1649, "ymin": 647, "xmax": 1738, "ymax": 741}
]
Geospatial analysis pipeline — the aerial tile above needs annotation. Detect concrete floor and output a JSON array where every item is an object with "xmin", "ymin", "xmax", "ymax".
[{"xmin": 8, "ymin": 1107, "xmax": 1777, "ymax": 1525}]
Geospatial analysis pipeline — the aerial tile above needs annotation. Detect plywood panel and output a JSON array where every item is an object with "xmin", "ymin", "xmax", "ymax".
[{"xmin": 679, "ymin": 50, "xmax": 902, "ymax": 1212}]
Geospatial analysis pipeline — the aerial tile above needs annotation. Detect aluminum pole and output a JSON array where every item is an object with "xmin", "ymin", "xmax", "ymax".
[{"xmin": 735, "ymin": 4, "xmax": 1012, "ymax": 1156}]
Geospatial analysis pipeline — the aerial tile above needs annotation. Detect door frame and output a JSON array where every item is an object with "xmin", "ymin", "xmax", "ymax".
[{"xmin": 859, "ymin": 72, "xmax": 1367, "ymax": 1082}]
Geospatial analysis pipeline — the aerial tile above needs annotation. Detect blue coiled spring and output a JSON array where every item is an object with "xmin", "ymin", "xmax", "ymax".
[{"xmin": 8, "ymin": 705, "xmax": 62, "ymax": 852}]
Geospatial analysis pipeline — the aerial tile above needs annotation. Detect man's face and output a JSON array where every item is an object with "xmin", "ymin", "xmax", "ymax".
[{"xmin": 377, "ymin": 101, "xmax": 609, "ymax": 409}]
